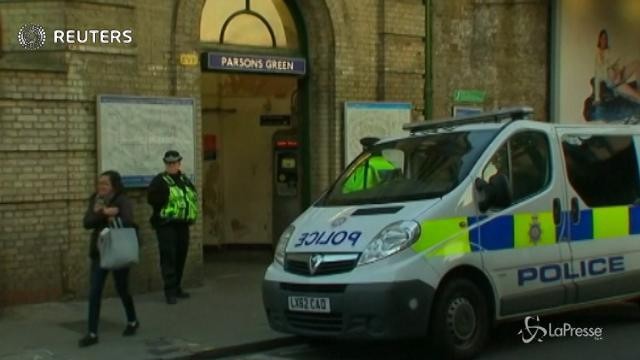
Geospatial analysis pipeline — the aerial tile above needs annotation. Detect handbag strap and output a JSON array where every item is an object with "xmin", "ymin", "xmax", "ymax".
[{"xmin": 109, "ymin": 217, "xmax": 124, "ymax": 228}]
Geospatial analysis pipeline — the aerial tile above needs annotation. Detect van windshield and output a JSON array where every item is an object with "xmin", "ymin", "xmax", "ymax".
[{"xmin": 319, "ymin": 130, "xmax": 497, "ymax": 206}]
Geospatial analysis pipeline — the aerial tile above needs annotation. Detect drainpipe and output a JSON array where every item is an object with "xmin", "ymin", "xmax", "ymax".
[
  {"xmin": 425, "ymin": 0, "xmax": 434, "ymax": 120},
  {"xmin": 170, "ymin": 0, "xmax": 180, "ymax": 96}
]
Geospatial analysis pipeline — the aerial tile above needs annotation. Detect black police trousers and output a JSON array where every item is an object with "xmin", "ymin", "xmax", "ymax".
[{"xmin": 156, "ymin": 223, "xmax": 190, "ymax": 297}]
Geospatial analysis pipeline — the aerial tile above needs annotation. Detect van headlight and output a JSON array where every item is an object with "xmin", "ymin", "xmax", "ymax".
[
  {"xmin": 358, "ymin": 221, "xmax": 421, "ymax": 266},
  {"xmin": 274, "ymin": 225, "xmax": 295, "ymax": 265}
]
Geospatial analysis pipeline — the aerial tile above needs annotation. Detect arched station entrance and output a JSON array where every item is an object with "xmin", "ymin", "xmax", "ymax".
[{"xmin": 199, "ymin": 0, "xmax": 306, "ymax": 249}]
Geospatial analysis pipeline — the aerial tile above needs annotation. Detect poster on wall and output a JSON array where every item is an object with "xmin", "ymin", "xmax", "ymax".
[
  {"xmin": 553, "ymin": 0, "xmax": 640, "ymax": 123},
  {"xmin": 97, "ymin": 95, "xmax": 196, "ymax": 187},
  {"xmin": 343, "ymin": 102, "xmax": 412, "ymax": 167}
]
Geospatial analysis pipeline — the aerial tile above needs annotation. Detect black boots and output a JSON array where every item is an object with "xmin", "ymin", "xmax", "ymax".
[
  {"xmin": 78, "ymin": 333, "xmax": 98, "ymax": 347},
  {"xmin": 176, "ymin": 289, "xmax": 190, "ymax": 299},
  {"xmin": 78, "ymin": 321, "xmax": 138, "ymax": 347},
  {"xmin": 122, "ymin": 321, "xmax": 140, "ymax": 336},
  {"xmin": 166, "ymin": 294, "xmax": 177, "ymax": 304},
  {"xmin": 166, "ymin": 289, "xmax": 189, "ymax": 304}
]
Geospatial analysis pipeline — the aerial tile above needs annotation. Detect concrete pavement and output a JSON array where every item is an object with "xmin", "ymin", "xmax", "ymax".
[{"xmin": 0, "ymin": 250, "xmax": 288, "ymax": 360}]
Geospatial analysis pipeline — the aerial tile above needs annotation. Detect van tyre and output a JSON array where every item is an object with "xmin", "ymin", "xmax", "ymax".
[{"xmin": 430, "ymin": 278, "xmax": 489, "ymax": 360}]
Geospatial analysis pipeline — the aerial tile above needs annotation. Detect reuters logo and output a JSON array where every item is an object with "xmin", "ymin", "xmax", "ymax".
[{"xmin": 17, "ymin": 24, "xmax": 47, "ymax": 50}]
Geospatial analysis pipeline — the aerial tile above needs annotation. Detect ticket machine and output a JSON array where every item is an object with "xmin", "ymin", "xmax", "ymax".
[{"xmin": 272, "ymin": 130, "xmax": 302, "ymax": 246}]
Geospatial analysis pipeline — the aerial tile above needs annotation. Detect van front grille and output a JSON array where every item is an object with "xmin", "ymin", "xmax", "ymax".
[
  {"xmin": 285, "ymin": 311, "xmax": 343, "ymax": 332},
  {"xmin": 280, "ymin": 283, "xmax": 347, "ymax": 293},
  {"xmin": 284, "ymin": 253, "xmax": 359, "ymax": 276}
]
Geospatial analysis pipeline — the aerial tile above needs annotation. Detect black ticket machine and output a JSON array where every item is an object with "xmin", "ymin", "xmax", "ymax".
[{"xmin": 272, "ymin": 130, "xmax": 302, "ymax": 246}]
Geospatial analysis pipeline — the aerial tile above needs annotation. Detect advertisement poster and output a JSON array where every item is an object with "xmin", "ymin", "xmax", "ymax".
[{"xmin": 553, "ymin": 0, "xmax": 640, "ymax": 123}]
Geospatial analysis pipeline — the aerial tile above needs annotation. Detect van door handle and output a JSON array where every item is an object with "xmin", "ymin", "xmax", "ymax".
[
  {"xmin": 570, "ymin": 197, "xmax": 580, "ymax": 224},
  {"xmin": 553, "ymin": 198, "xmax": 562, "ymax": 225}
]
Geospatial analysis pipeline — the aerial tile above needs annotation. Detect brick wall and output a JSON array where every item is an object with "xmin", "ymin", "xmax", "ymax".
[
  {"xmin": 0, "ymin": 0, "xmax": 551, "ymax": 306},
  {"xmin": 430, "ymin": 0, "xmax": 549, "ymax": 119},
  {"xmin": 1, "ymin": 0, "xmax": 84, "ymax": 303},
  {"xmin": 0, "ymin": 0, "xmax": 200, "ymax": 306},
  {"xmin": 323, "ymin": 0, "xmax": 426, "ymax": 186},
  {"xmin": 382, "ymin": 0, "xmax": 426, "ymax": 115}
]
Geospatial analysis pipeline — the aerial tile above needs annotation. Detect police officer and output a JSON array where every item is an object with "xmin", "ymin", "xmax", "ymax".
[
  {"xmin": 342, "ymin": 137, "xmax": 396, "ymax": 193},
  {"xmin": 147, "ymin": 150, "xmax": 199, "ymax": 304}
]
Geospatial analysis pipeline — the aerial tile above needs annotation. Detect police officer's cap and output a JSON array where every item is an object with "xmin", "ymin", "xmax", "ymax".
[{"xmin": 163, "ymin": 150, "xmax": 183, "ymax": 163}]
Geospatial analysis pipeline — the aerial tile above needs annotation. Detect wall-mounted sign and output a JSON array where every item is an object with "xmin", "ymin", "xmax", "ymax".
[
  {"xmin": 180, "ymin": 52, "xmax": 199, "ymax": 67},
  {"xmin": 344, "ymin": 102, "xmax": 412, "ymax": 167},
  {"xmin": 260, "ymin": 114, "xmax": 291, "ymax": 126},
  {"xmin": 453, "ymin": 89, "xmax": 486, "ymax": 103},
  {"xmin": 203, "ymin": 134, "xmax": 217, "ymax": 160},
  {"xmin": 97, "ymin": 95, "xmax": 195, "ymax": 187},
  {"xmin": 452, "ymin": 105, "xmax": 483, "ymax": 118},
  {"xmin": 204, "ymin": 52, "xmax": 306, "ymax": 76}
]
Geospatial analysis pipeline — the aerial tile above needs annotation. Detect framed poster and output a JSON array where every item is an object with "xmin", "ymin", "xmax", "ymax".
[
  {"xmin": 343, "ymin": 102, "xmax": 412, "ymax": 167},
  {"xmin": 552, "ymin": 0, "xmax": 640, "ymax": 123},
  {"xmin": 97, "ymin": 95, "xmax": 196, "ymax": 187}
]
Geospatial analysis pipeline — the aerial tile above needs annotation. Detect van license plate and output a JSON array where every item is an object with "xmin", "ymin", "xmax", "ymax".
[{"xmin": 288, "ymin": 296, "xmax": 331, "ymax": 313}]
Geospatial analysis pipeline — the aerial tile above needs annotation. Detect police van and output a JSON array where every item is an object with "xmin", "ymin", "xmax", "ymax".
[{"xmin": 262, "ymin": 107, "xmax": 640, "ymax": 359}]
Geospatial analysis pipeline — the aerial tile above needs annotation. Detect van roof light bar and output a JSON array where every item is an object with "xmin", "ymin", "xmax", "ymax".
[{"xmin": 403, "ymin": 106, "xmax": 535, "ymax": 133}]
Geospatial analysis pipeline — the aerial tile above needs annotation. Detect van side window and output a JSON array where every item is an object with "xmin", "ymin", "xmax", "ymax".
[
  {"xmin": 482, "ymin": 131, "xmax": 551, "ymax": 208},
  {"xmin": 562, "ymin": 135, "xmax": 640, "ymax": 207}
]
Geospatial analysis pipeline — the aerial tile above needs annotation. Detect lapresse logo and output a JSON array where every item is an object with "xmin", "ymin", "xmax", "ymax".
[
  {"xmin": 518, "ymin": 316, "xmax": 604, "ymax": 344},
  {"xmin": 17, "ymin": 23, "xmax": 133, "ymax": 50}
]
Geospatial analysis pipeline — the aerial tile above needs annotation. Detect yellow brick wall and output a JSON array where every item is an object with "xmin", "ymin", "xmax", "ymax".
[
  {"xmin": 0, "ymin": 0, "xmax": 549, "ymax": 305},
  {"xmin": 431, "ymin": 0, "xmax": 549, "ymax": 119}
]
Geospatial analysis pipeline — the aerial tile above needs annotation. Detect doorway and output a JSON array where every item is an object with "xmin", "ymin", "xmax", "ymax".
[
  {"xmin": 199, "ymin": 0, "xmax": 307, "ymax": 250},
  {"xmin": 201, "ymin": 73, "xmax": 299, "ymax": 246}
]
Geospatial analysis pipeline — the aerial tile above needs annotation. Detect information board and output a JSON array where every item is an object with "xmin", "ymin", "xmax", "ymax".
[
  {"xmin": 343, "ymin": 102, "xmax": 412, "ymax": 167},
  {"xmin": 97, "ymin": 95, "xmax": 195, "ymax": 187}
]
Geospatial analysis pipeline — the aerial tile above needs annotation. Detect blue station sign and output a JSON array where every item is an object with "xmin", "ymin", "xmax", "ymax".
[{"xmin": 205, "ymin": 52, "xmax": 306, "ymax": 76}]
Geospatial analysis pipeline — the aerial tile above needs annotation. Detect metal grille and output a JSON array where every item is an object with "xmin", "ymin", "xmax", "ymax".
[
  {"xmin": 284, "ymin": 253, "xmax": 359, "ymax": 276},
  {"xmin": 280, "ymin": 283, "xmax": 347, "ymax": 293},
  {"xmin": 285, "ymin": 311, "xmax": 343, "ymax": 332}
]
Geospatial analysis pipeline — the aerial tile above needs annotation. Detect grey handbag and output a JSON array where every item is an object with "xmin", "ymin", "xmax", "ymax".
[{"xmin": 98, "ymin": 217, "xmax": 139, "ymax": 270}]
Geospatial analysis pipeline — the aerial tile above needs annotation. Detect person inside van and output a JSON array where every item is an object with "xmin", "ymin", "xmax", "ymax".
[
  {"xmin": 342, "ymin": 137, "xmax": 398, "ymax": 194},
  {"xmin": 342, "ymin": 152, "xmax": 397, "ymax": 193}
]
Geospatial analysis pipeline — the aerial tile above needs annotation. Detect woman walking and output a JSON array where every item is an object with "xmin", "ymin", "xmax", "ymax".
[{"xmin": 79, "ymin": 170, "xmax": 139, "ymax": 347}]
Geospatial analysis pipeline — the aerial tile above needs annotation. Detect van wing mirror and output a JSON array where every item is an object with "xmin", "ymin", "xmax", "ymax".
[
  {"xmin": 475, "ymin": 174, "xmax": 512, "ymax": 212},
  {"xmin": 490, "ymin": 173, "xmax": 512, "ymax": 208},
  {"xmin": 475, "ymin": 178, "xmax": 491, "ymax": 213}
]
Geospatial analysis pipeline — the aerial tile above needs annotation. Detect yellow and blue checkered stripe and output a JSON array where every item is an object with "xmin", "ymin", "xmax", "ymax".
[
  {"xmin": 412, "ymin": 205, "xmax": 640, "ymax": 257},
  {"xmin": 569, "ymin": 206, "xmax": 640, "ymax": 241}
]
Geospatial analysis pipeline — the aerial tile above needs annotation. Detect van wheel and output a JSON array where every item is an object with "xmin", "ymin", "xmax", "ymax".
[{"xmin": 430, "ymin": 278, "xmax": 490, "ymax": 360}]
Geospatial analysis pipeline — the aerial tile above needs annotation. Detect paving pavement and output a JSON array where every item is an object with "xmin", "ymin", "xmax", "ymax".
[{"xmin": 0, "ymin": 250, "xmax": 285, "ymax": 360}]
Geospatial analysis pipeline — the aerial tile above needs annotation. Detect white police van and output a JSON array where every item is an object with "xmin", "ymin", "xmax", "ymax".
[{"xmin": 262, "ymin": 107, "xmax": 640, "ymax": 359}]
